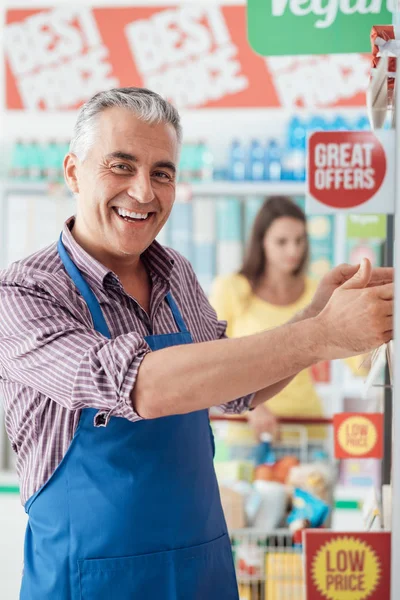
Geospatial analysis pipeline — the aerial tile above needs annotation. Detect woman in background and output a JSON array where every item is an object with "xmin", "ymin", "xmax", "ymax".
[{"xmin": 210, "ymin": 196, "xmax": 324, "ymax": 440}]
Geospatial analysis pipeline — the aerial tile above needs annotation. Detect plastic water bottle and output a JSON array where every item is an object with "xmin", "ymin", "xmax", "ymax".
[
  {"xmin": 27, "ymin": 140, "xmax": 44, "ymax": 181},
  {"xmin": 247, "ymin": 139, "xmax": 265, "ymax": 181},
  {"xmin": 283, "ymin": 117, "xmax": 306, "ymax": 181},
  {"xmin": 178, "ymin": 143, "xmax": 193, "ymax": 183},
  {"xmin": 307, "ymin": 115, "xmax": 328, "ymax": 132},
  {"xmin": 229, "ymin": 139, "xmax": 246, "ymax": 181},
  {"xmin": 44, "ymin": 140, "xmax": 61, "ymax": 182},
  {"xmin": 10, "ymin": 139, "xmax": 29, "ymax": 180},
  {"xmin": 331, "ymin": 115, "xmax": 349, "ymax": 131},
  {"xmin": 264, "ymin": 140, "xmax": 282, "ymax": 181},
  {"xmin": 355, "ymin": 115, "xmax": 371, "ymax": 131},
  {"xmin": 197, "ymin": 140, "xmax": 213, "ymax": 181}
]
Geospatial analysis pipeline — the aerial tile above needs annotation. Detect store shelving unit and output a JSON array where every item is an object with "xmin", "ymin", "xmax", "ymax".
[
  {"xmin": 391, "ymin": 61, "xmax": 400, "ymax": 598},
  {"xmin": 0, "ymin": 179, "xmax": 306, "ymax": 197}
]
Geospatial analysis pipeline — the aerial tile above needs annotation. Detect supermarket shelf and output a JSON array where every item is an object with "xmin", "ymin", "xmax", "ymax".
[
  {"xmin": 0, "ymin": 180, "xmax": 306, "ymax": 197},
  {"xmin": 0, "ymin": 180, "xmax": 67, "ymax": 195},
  {"xmin": 0, "ymin": 470, "xmax": 19, "ymax": 494},
  {"xmin": 188, "ymin": 181, "xmax": 306, "ymax": 196}
]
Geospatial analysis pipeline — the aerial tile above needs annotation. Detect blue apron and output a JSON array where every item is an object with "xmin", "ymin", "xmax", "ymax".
[{"xmin": 20, "ymin": 236, "xmax": 239, "ymax": 600}]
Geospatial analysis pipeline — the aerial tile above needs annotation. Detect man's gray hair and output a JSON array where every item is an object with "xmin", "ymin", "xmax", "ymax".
[{"xmin": 70, "ymin": 87, "xmax": 182, "ymax": 160}]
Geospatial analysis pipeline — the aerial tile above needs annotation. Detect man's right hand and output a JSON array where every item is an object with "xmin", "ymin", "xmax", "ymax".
[{"xmin": 315, "ymin": 258, "xmax": 393, "ymax": 360}]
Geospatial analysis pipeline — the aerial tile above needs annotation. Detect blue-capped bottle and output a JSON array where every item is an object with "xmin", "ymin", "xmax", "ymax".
[
  {"xmin": 178, "ymin": 142, "xmax": 193, "ymax": 183},
  {"xmin": 197, "ymin": 140, "xmax": 214, "ymax": 181},
  {"xmin": 247, "ymin": 139, "xmax": 265, "ymax": 181},
  {"xmin": 265, "ymin": 139, "xmax": 282, "ymax": 181},
  {"xmin": 27, "ymin": 140, "xmax": 44, "ymax": 181},
  {"xmin": 307, "ymin": 115, "xmax": 328, "ymax": 132},
  {"xmin": 283, "ymin": 116, "xmax": 306, "ymax": 181},
  {"xmin": 229, "ymin": 139, "xmax": 246, "ymax": 181},
  {"xmin": 10, "ymin": 139, "xmax": 29, "ymax": 181},
  {"xmin": 355, "ymin": 115, "xmax": 371, "ymax": 131},
  {"xmin": 44, "ymin": 140, "xmax": 61, "ymax": 183},
  {"xmin": 330, "ymin": 115, "xmax": 349, "ymax": 131}
]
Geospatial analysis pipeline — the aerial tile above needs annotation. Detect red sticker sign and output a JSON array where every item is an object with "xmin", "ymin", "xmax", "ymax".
[
  {"xmin": 333, "ymin": 413, "xmax": 383, "ymax": 459},
  {"xmin": 308, "ymin": 131, "xmax": 387, "ymax": 209},
  {"xmin": 304, "ymin": 530, "xmax": 391, "ymax": 600}
]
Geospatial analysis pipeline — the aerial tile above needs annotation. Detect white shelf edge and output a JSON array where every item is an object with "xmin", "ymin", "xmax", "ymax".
[
  {"xmin": 188, "ymin": 181, "xmax": 306, "ymax": 196},
  {"xmin": 1, "ymin": 180, "xmax": 306, "ymax": 197}
]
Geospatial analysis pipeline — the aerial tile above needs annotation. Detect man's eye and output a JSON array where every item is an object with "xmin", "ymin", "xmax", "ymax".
[
  {"xmin": 112, "ymin": 164, "xmax": 130, "ymax": 172},
  {"xmin": 153, "ymin": 171, "xmax": 172, "ymax": 180}
]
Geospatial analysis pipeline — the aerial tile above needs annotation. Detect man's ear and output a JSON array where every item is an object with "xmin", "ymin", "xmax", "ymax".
[{"xmin": 64, "ymin": 153, "xmax": 80, "ymax": 194}]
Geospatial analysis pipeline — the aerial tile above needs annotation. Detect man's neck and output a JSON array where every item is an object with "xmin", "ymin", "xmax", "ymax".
[{"xmin": 71, "ymin": 221, "xmax": 143, "ymax": 280}]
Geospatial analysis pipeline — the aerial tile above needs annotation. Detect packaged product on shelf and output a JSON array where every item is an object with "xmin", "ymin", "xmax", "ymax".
[
  {"xmin": 10, "ymin": 139, "xmax": 28, "ymax": 180},
  {"xmin": 178, "ymin": 142, "xmax": 195, "ymax": 182},
  {"xmin": 236, "ymin": 541, "xmax": 264, "ymax": 579},
  {"xmin": 287, "ymin": 460, "xmax": 335, "ymax": 504},
  {"xmin": 287, "ymin": 487, "xmax": 330, "ymax": 532},
  {"xmin": 371, "ymin": 25, "xmax": 398, "ymax": 75},
  {"xmin": 197, "ymin": 140, "xmax": 213, "ymax": 181},
  {"xmin": 229, "ymin": 139, "xmax": 246, "ymax": 181},
  {"xmin": 251, "ymin": 480, "xmax": 288, "ymax": 529},
  {"xmin": 27, "ymin": 141, "xmax": 45, "ymax": 181},
  {"xmin": 368, "ymin": 25, "xmax": 399, "ymax": 128},
  {"xmin": 330, "ymin": 115, "xmax": 350, "ymax": 131},
  {"xmin": 264, "ymin": 139, "xmax": 282, "ymax": 181},
  {"xmin": 44, "ymin": 140, "xmax": 62, "ymax": 183},
  {"xmin": 282, "ymin": 116, "xmax": 306, "ymax": 181},
  {"xmin": 265, "ymin": 546, "xmax": 303, "ymax": 600},
  {"xmin": 247, "ymin": 139, "xmax": 265, "ymax": 181}
]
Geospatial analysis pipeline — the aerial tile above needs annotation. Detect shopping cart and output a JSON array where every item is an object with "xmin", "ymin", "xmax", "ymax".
[
  {"xmin": 210, "ymin": 415, "xmax": 334, "ymax": 464},
  {"xmin": 233, "ymin": 529, "xmax": 303, "ymax": 600},
  {"xmin": 210, "ymin": 416, "xmax": 334, "ymax": 600}
]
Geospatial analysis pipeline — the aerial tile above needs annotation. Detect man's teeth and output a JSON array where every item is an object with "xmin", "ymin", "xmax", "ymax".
[{"xmin": 117, "ymin": 208, "xmax": 149, "ymax": 220}]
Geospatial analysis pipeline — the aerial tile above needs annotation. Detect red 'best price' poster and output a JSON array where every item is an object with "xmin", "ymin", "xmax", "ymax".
[{"xmin": 4, "ymin": 5, "xmax": 371, "ymax": 111}]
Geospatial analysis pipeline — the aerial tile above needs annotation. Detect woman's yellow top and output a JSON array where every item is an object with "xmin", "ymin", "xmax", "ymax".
[{"xmin": 209, "ymin": 273, "xmax": 324, "ymax": 424}]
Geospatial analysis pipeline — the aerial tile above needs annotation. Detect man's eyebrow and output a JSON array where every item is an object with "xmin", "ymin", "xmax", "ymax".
[
  {"xmin": 153, "ymin": 160, "xmax": 176, "ymax": 174},
  {"xmin": 106, "ymin": 151, "xmax": 138, "ymax": 162}
]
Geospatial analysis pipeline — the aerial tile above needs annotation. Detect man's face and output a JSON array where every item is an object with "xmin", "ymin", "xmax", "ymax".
[{"xmin": 67, "ymin": 107, "xmax": 178, "ymax": 262}]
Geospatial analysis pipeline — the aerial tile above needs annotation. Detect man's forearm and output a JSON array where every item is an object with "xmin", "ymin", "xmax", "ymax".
[
  {"xmin": 250, "ymin": 304, "xmax": 318, "ymax": 407},
  {"xmin": 132, "ymin": 315, "xmax": 324, "ymax": 419}
]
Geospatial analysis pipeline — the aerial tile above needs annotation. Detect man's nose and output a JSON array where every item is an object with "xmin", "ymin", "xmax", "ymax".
[{"xmin": 126, "ymin": 172, "xmax": 155, "ymax": 204}]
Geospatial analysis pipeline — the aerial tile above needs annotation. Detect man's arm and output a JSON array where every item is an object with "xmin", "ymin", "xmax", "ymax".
[
  {"xmin": 247, "ymin": 263, "xmax": 394, "ymax": 409},
  {"xmin": 0, "ymin": 281, "xmax": 149, "ymax": 425},
  {"xmin": 132, "ymin": 260, "xmax": 393, "ymax": 419},
  {"xmin": 249, "ymin": 304, "xmax": 316, "ymax": 408}
]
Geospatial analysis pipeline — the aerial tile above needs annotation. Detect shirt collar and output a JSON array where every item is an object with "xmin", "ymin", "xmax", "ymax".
[{"xmin": 61, "ymin": 217, "xmax": 174, "ymax": 290}]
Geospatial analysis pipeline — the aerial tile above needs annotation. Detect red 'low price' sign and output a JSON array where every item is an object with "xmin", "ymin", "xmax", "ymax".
[
  {"xmin": 334, "ymin": 413, "xmax": 383, "ymax": 459},
  {"xmin": 307, "ymin": 130, "xmax": 394, "ymax": 214},
  {"xmin": 304, "ymin": 530, "xmax": 391, "ymax": 600}
]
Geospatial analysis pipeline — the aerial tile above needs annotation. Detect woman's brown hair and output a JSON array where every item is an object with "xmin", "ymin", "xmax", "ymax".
[{"xmin": 239, "ymin": 196, "xmax": 309, "ymax": 288}]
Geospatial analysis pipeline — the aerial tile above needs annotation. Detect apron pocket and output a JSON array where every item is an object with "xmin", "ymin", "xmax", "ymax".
[{"xmin": 78, "ymin": 533, "xmax": 238, "ymax": 600}]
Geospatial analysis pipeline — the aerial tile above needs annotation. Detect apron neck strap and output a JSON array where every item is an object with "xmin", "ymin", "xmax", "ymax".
[
  {"xmin": 165, "ymin": 292, "xmax": 189, "ymax": 334},
  {"xmin": 57, "ymin": 235, "xmax": 111, "ymax": 339}
]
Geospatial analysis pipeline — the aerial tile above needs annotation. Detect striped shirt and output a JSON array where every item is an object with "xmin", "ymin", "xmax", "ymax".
[{"xmin": 0, "ymin": 217, "xmax": 252, "ymax": 505}]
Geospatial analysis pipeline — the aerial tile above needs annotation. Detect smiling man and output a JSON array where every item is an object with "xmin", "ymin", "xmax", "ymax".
[{"xmin": 0, "ymin": 88, "xmax": 393, "ymax": 600}]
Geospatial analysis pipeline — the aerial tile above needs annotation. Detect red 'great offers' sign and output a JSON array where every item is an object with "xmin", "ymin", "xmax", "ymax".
[{"xmin": 308, "ymin": 131, "xmax": 387, "ymax": 209}]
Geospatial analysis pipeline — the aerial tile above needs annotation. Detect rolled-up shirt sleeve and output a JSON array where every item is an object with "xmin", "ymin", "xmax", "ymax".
[{"xmin": 0, "ymin": 282, "xmax": 150, "ymax": 425}]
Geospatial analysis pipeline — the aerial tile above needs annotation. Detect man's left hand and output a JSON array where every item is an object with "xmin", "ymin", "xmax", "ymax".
[{"xmin": 307, "ymin": 264, "xmax": 394, "ymax": 318}]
